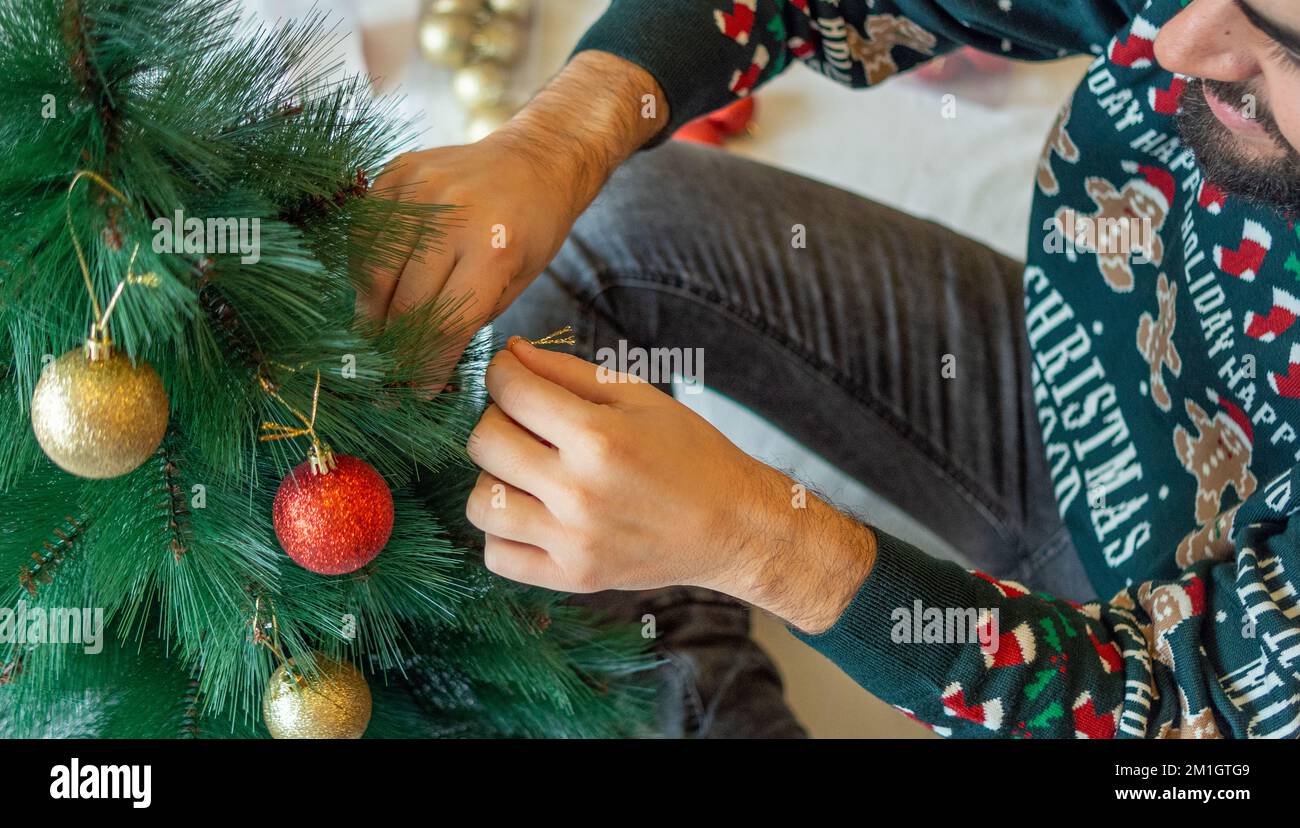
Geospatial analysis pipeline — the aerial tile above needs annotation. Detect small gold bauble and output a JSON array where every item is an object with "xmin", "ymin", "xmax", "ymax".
[
  {"xmin": 31, "ymin": 344, "xmax": 169, "ymax": 479},
  {"xmin": 452, "ymin": 62, "xmax": 510, "ymax": 108},
  {"xmin": 419, "ymin": 12, "xmax": 476, "ymax": 68},
  {"xmin": 465, "ymin": 103, "xmax": 515, "ymax": 142},
  {"xmin": 429, "ymin": 0, "xmax": 483, "ymax": 15},
  {"xmin": 487, "ymin": 0, "xmax": 532, "ymax": 17},
  {"xmin": 471, "ymin": 16, "xmax": 525, "ymax": 64},
  {"xmin": 262, "ymin": 653, "xmax": 372, "ymax": 739}
]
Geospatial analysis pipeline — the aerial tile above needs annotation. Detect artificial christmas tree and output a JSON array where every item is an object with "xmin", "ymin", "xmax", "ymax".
[{"xmin": 0, "ymin": 0, "xmax": 651, "ymax": 738}]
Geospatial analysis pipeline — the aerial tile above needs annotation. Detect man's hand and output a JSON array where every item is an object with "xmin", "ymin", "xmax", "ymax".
[
  {"xmin": 464, "ymin": 338, "xmax": 878, "ymax": 634},
  {"xmin": 357, "ymin": 134, "xmax": 577, "ymax": 334},
  {"xmin": 357, "ymin": 51, "xmax": 667, "ymax": 378}
]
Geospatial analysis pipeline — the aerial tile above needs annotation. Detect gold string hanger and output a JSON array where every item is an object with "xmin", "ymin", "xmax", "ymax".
[
  {"xmin": 258, "ymin": 328, "xmax": 573, "ymax": 471},
  {"xmin": 530, "ymin": 325, "xmax": 575, "ymax": 346},
  {"xmin": 65, "ymin": 170, "xmax": 160, "ymax": 358},
  {"xmin": 259, "ymin": 369, "xmax": 336, "ymax": 474},
  {"xmin": 250, "ymin": 594, "xmax": 292, "ymax": 676}
]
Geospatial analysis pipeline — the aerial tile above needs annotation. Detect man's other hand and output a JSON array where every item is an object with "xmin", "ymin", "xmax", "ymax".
[{"xmin": 357, "ymin": 51, "xmax": 668, "ymax": 386}]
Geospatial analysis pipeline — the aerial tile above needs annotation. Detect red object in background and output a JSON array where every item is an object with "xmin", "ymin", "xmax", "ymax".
[
  {"xmin": 914, "ymin": 47, "xmax": 1012, "ymax": 83},
  {"xmin": 674, "ymin": 97, "xmax": 756, "ymax": 146},
  {"xmin": 674, "ymin": 119, "xmax": 725, "ymax": 145}
]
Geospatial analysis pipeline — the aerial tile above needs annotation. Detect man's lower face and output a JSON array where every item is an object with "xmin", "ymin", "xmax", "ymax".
[{"xmin": 1176, "ymin": 78, "xmax": 1300, "ymax": 215}]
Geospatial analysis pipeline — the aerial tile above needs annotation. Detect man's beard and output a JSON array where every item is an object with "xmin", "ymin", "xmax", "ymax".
[{"xmin": 1176, "ymin": 78, "xmax": 1300, "ymax": 216}]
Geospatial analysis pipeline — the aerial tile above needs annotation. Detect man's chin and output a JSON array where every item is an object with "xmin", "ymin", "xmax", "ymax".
[{"xmin": 1176, "ymin": 85, "xmax": 1300, "ymax": 216}]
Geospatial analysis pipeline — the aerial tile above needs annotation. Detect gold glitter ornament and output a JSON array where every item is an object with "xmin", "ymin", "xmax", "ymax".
[
  {"xmin": 262, "ymin": 653, "xmax": 372, "ymax": 739},
  {"xmin": 31, "ymin": 341, "xmax": 169, "ymax": 479},
  {"xmin": 40, "ymin": 172, "xmax": 167, "ymax": 479}
]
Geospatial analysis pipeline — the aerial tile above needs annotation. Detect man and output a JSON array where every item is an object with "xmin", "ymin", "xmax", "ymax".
[{"xmin": 363, "ymin": 0, "xmax": 1300, "ymax": 737}]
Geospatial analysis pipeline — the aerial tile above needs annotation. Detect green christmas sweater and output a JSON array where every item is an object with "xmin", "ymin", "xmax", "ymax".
[{"xmin": 576, "ymin": 0, "xmax": 1300, "ymax": 738}]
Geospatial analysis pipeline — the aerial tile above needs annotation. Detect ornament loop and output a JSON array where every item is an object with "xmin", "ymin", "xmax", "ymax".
[
  {"xmin": 259, "ymin": 369, "xmax": 333, "ymax": 469},
  {"xmin": 83, "ymin": 335, "xmax": 113, "ymax": 361},
  {"xmin": 250, "ymin": 594, "xmax": 293, "ymax": 676},
  {"xmin": 308, "ymin": 442, "xmax": 337, "ymax": 476},
  {"xmin": 530, "ymin": 325, "xmax": 575, "ymax": 346},
  {"xmin": 65, "ymin": 172, "xmax": 160, "ymax": 354}
]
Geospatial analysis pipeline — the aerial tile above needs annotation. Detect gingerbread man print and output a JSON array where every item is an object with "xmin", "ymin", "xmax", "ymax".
[
  {"xmin": 1053, "ymin": 162, "xmax": 1172, "ymax": 293},
  {"xmin": 1174, "ymin": 503, "xmax": 1240, "ymax": 569},
  {"xmin": 846, "ymin": 14, "xmax": 938, "ymax": 84},
  {"xmin": 1137, "ymin": 575, "xmax": 1206, "ymax": 671},
  {"xmin": 1136, "ymin": 273, "xmax": 1182, "ymax": 411},
  {"xmin": 1156, "ymin": 690, "xmax": 1223, "ymax": 739},
  {"xmin": 1037, "ymin": 102, "xmax": 1080, "ymax": 196},
  {"xmin": 1173, "ymin": 390, "xmax": 1257, "ymax": 527}
]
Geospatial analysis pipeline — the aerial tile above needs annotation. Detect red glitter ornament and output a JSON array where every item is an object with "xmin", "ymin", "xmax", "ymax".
[{"xmin": 273, "ymin": 452, "xmax": 394, "ymax": 575}]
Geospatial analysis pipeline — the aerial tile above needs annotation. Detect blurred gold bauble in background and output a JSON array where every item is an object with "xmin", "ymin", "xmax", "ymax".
[
  {"xmin": 418, "ymin": 12, "xmax": 476, "ymax": 67},
  {"xmin": 417, "ymin": 0, "xmax": 534, "ymax": 140},
  {"xmin": 486, "ymin": 0, "xmax": 533, "ymax": 17},
  {"xmin": 471, "ymin": 16, "xmax": 525, "ymax": 63},
  {"xmin": 453, "ymin": 61, "xmax": 510, "ymax": 108},
  {"xmin": 429, "ymin": 0, "xmax": 483, "ymax": 14},
  {"xmin": 464, "ymin": 103, "xmax": 516, "ymax": 142},
  {"xmin": 31, "ymin": 344, "xmax": 169, "ymax": 479},
  {"xmin": 262, "ymin": 653, "xmax": 372, "ymax": 739}
]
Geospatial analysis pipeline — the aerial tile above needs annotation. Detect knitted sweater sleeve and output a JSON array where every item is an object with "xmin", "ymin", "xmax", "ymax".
[
  {"xmin": 572, "ymin": 0, "xmax": 1144, "ymax": 141},
  {"xmin": 792, "ymin": 466, "xmax": 1300, "ymax": 738}
]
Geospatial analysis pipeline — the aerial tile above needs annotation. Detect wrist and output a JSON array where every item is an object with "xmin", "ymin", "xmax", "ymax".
[
  {"xmin": 791, "ymin": 506, "xmax": 877, "ymax": 634},
  {"xmin": 493, "ymin": 51, "xmax": 666, "ymax": 220},
  {"xmin": 724, "ymin": 464, "xmax": 877, "ymax": 634}
]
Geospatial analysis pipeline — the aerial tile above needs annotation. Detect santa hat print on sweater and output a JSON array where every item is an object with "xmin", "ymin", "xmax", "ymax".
[
  {"xmin": 941, "ymin": 683, "xmax": 1003, "ymax": 731},
  {"xmin": 981, "ymin": 620, "xmax": 1037, "ymax": 669},
  {"xmin": 1122, "ymin": 160, "xmax": 1175, "ymax": 213},
  {"xmin": 714, "ymin": 0, "xmax": 757, "ymax": 45},
  {"xmin": 1206, "ymin": 387, "xmax": 1254, "ymax": 446},
  {"xmin": 787, "ymin": 36, "xmax": 817, "ymax": 60},
  {"xmin": 729, "ymin": 44, "xmax": 769, "ymax": 97},
  {"xmin": 1198, "ymin": 179, "xmax": 1227, "ymax": 215}
]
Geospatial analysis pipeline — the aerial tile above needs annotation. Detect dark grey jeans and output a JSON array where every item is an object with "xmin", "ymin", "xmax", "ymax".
[{"xmin": 497, "ymin": 141, "xmax": 1094, "ymax": 738}]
